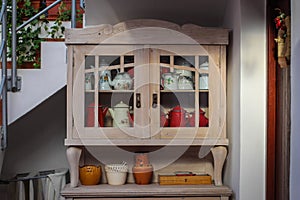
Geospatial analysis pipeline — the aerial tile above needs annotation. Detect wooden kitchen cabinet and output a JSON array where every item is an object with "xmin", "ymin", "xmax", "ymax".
[{"xmin": 63, "ymin": 19, "xmax": 231, "ymax": 199}]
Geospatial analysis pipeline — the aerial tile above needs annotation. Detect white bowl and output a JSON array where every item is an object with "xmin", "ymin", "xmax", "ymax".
[{"xmin": 105, "ymin": 171, "xmax": 127, "ymax": 185}]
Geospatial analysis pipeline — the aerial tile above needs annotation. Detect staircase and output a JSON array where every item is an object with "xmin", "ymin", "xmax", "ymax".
[{"xmin": 6, "ymin": 42, "xmax": 67, "ymax": 124}]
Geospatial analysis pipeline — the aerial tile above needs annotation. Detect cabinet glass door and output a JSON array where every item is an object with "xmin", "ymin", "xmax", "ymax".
[
  {"xmin": 149, "ymin": 46, "xmax": 222, "ymax": 139},
  {"xmin": 73, "ymin": 45, "xmax": 150, "ymax": 139}
]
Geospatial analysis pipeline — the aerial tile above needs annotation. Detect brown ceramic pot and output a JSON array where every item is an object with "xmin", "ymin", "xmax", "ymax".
[
  {"xmin": 79, "ymin": 165, "xmax": 101, "ymax": 185},
  {"xmin": 132, "ymin": 165, "xmax": 153, "ymax": 185}
]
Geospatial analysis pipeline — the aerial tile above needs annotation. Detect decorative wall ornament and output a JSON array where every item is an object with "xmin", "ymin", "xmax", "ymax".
[{"xmin": 274, "ymin": 8, "xmax": 291, "ymax": 68}]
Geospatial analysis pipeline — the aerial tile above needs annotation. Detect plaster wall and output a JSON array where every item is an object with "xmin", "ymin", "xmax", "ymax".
[
  {"xmin": 222, "ymin": 0, "xmax": 266, "ymax": 199},
  {"xmin": 222, "ymin": 0, "xmax": 241, "ymax": 199},
  {"xmin": 290, "ymin": 0, "xmax": 300, "ymax": 199},
  {"xmin": 1, "ymin": 42, "xmax": 69, "ymax": 177},
  {"xmin": 239, "ymin": 0, "xmax": 266, "ymax": 199}
]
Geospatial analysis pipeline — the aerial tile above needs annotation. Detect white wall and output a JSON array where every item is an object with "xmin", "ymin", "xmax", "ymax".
[
  {"xmin": 7, "ymin": 42, "xmax": 67, "ymax": 124},
  {"xmin": 290, "ymin": 0, "xmax": 300, "ymax": 199},
  {"xmin": 85, "ymin": 0, "xmax": 227, "ymax": 27},
  {"xmin": 223, "ymin": 0, "xmax": 266, "ymax": 199},
  {"xmin": 239, "ymin": 0, "xmax": 266, "ymax": 199},
  {"xmin": 222, "ymin": 0, "xmax": 241, "ymax": 199},
  {"xmin": 0, "ymin": 42, "xmax": 69, "ymax": 178}
]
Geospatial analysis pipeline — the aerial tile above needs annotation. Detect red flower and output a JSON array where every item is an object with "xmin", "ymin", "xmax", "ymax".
[{"xmin": 274, "ymin": 17, "xmax": 282, "ymax": 29}]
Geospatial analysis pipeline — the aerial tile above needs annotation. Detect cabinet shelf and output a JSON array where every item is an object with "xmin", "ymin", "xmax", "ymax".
[
  {"xmin": 160, "ymin": 90, "xmax": 209, "ymax": 93},
  {"xmin": 99, "ymin": 90, "xmax": 134, "ymax": 93},
  {"xmin": 65, "ymin": 138, "xmax": 229, "ymax": 146},
  {"xmin": 62, "ymin": 183, "xmax": 232, "ymax": 198},
  {"xmin": 85, "ymin": 90, "xmax": 134, "ymax": 93},
  {"xmin": 161, "ymin": 90, "xmax": 195, "ymax": 93}
]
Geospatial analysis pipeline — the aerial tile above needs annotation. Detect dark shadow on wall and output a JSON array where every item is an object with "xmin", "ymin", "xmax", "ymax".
[{"xmin": 1, "ymin": 87, "xmax": 68, "ymax": 178}]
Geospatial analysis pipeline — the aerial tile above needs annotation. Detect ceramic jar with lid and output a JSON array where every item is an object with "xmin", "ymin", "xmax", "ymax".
[{"xmin": 132, "ymin": 153, "xmax": 153, "ymax": 185}]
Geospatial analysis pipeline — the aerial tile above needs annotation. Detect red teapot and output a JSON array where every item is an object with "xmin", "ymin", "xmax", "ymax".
[
  {"xmin": 169, "ymin": 105, "xmax": 189, "ymax": 127},
  {"xmin": 86, "ymin": 103, "xmax": 108, "ymax": 127},
  {"xmin": 128, "ymin": 111, "xmax": 134, "ymax": 127},
  {"xmin": 188, "ymin": 108, "xmax": 209, "ymax": 127},
  {"xmin": 160, "ymin": 111, "xmax": 169, "ymax": 127}
]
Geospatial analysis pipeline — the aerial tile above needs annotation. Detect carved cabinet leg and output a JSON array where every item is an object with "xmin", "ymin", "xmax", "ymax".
[
  {"xmin": 211, "ymin": 146, "xmax": 227, "ymax": 186},
  {"xmin": 66, "ymin": 146, "xmax": 82, "ymax": 187}
]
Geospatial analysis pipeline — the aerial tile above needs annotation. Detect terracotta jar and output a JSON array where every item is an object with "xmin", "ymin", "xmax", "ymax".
[
  {"xmin": 132, "ymin": 153, "xmax": 153, "ymax": 185},
  {"xmin": 79, "ymin": 165, "xmax": 101, "ymax": 185}
]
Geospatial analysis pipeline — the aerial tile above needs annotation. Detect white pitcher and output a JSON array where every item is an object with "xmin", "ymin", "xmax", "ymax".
[{"xmin": 108, "ymin": 101, "xmax": 130, "ymax": 127}]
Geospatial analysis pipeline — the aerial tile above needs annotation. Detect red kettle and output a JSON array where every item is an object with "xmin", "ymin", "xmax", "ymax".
[
  {"xmin": 188, "ymin": 108, "xmax": 209, "ymax": 127},
  {"xmin": 86, "ymin": 103, "xmax": 108, "ymax": 127},
  {"xmin": 128, "ymin": 112, "xmax": 134, "ymax": 127},
  {"xmin": 169, "ymin": 105, "xmax": 189, "ymax": 127},
  {"xmin": 160, "ymin": 111, "xmax": 169, "ymax": 127}
]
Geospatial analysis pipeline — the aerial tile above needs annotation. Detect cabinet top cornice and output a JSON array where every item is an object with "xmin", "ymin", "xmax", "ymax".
[{"xmin": 65, "ymin": 19, "xmax": 230, "ymax": 45}]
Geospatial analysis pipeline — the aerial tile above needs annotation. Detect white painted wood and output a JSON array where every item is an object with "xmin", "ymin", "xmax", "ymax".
[
  {"xmin": 65, "ymin": 19, "xmax": 229, "ymax": 45},
  {"xmin": 64, "ymin": 138, "xmax": 229, "ymax": 146},
  {"xmin": 65, "ymin": 20, "xmax": 230, "ymax": 195},
  {"xmin": 61, "ymin": 183, "xmax": 232, "ymax": 198},
  {"xmin": 66, "ymin": 147, "xmax": 82, "ymax": 187},
  {"xmin": 211, "ymin": 146, "xmax": 227, "ymax": 186}
]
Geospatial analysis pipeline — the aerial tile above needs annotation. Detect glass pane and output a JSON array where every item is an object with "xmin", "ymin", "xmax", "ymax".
[
  {"xmin": 199, "ymin": 74, "xmax": 209, "ymax": 90},
  {"xmin": 84, "ymin": 56, "xmax": 96, "ymax": 127},
  {"xmin": 199, "ymin": 56, "xmax": 209, "ymax": 70},
  {"xmin": 160, "ymin": 56, "xmax": 195, "ymax": 91},
  {"xmin": 99, "ymin": 92, "xmax": 134, "ymax": 127},
  {"xmin": 199, "ymin": 56, "xmax": 209, "ymax": 90},
  {"xmin": 199, "ymin": 92, "xmax": 209, "ymax": 127},
  {"xmin": 160, "ymin": 92, "xmax": 195, "ymax": 127},
  {"xmin": 85, "ymin": 56, "xmax": 95, "ymax": 69},
  {"xmin": 97, "ymin": 55, "xmax": 135, "ymax": 128},
  {"xmin": 85, "ymin": 72, "xmax": 94, "ymax": 91},
  {"xmin": 84, "ymin": 92, "xmax": 95, "ymax": 127}
]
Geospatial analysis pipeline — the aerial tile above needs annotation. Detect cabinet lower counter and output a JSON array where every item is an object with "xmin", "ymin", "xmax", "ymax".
[{"xmin": 61, "ymin": 184, "xmax": 232, "ymax": 200}]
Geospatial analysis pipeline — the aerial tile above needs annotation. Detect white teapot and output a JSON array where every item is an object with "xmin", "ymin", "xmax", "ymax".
[
  {"xmin": 178, "ymin": 75, "xmax": 193, "ymax": 90},
  {"xmin": 99, "ymin": 70, "xmax": 112, "ymax": 90},
  {"xmin": 108, "ymin": 72, "xmax": 133, "ymax": 90},
  {"xmin": 162, "ymin": 72, "xmax": 179, "ymax": 90},
  {"xmin": 108, "ymin": 101, "xmax": 130, "ymax": 127}
]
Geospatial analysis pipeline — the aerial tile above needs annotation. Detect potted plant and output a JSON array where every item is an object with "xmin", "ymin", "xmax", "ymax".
[
  {"xmin": 1, "ymin": 0, "xmax": 83, "ymax": 68},
  {"xmin": 48, "ymin": 1, "xmax": 83, "ymax": 39},
  {"xmin": 1, "ymin": 0, "xmax": 49, "ymax": 68}
]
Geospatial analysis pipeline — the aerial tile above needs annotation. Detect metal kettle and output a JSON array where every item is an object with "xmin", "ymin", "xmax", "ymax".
[
  {"xmin": 169, "ymin": 105, "xmax": 189, "ymax": 127},
  {"xmin": 108, "ymin": 101, "xmax": 130, "ymax": 127},
  {"xmin": 86, "ymin": 103, "xmax": 108, "ymax": 127}
]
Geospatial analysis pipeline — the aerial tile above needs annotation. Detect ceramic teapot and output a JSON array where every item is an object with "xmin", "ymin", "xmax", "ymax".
[
  {"xmin": 108, "ymin": 72, "xmax": 133, "ymax": 90},
  {"xmin": 178, "ymin": 75, "xmax": 193, "ymax": 90},
  {"xmin": 86, "ymin": 103, "xmax": 108, "ymax": 127},
  {"xmin": 160, "ymin": 111, "xmax": 169, "ymax": 127},
  {"xmin": 169, "ymin": 105, "xmax": 189, "ymax": 127},
  {"xmin": 108, "ymin": 101, "xmax": 130, "ymax": 127},
  {"xmin": 99, "ymin": 70, "xmax": 112, "ymax": 90},
  {"xmin": 188, "ymin": 108, "xmax": 209, "ymax": 127},
  {"xmin": 162, "ymin": 72, "xmax": 179, "ymax": 90}
]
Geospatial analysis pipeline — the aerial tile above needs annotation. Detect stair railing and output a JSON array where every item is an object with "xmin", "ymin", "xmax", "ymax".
[{"xmin": 0, "ymin": 0, "xmax": 79, "ymax": 150}]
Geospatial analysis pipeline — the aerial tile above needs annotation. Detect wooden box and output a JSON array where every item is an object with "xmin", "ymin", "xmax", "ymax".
[{"xmin": 159, "ymin": 174, "xmax": 212, "ymax": 185}]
